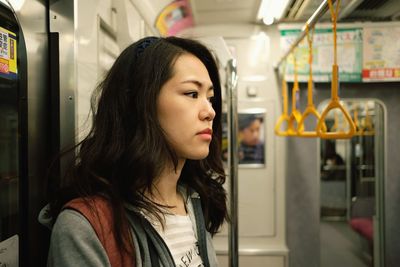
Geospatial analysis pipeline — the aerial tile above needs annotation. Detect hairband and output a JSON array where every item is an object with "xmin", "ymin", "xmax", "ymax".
[{"xmin": 135, "ymin": 36, "xmax": 160, "ymax": 58}]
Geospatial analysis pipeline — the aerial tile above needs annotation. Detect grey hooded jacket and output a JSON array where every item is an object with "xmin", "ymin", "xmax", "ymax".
[{"xmin": 39, "ymin": 189, "xmax": 219, "ymax": 267}]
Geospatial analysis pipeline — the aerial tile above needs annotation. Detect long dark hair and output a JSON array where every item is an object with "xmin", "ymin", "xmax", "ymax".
[{"xmin": 49, "ymin": 36, "xmax": 228, "ymax": 253}]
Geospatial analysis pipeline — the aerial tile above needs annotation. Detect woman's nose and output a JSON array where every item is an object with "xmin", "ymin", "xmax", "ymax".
[{"xmin": 199, "ymin": 100, "xmax": 216, "ymax": 121}]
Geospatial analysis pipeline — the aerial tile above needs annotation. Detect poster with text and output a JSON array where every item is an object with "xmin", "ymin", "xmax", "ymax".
[
  {"xmin": 280, "ymin": 27, "xmax": 363, "ymax": 82},
  {"xmin": 362, "ymin": 26, "xmax": 400, "ymax": 81},
  {"xmin": 0, "ymin": 26, "xmax": 17, "ymax": 80}
]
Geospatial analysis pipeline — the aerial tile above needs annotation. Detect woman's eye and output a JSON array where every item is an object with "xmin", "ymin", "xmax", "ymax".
[
  {"xmin": 208, "ymin": 96, "xmax": 215, "ymax": 104},
  {"xmin": 185, "ymin": 92, "xmax": 198, "ymax": 98}
]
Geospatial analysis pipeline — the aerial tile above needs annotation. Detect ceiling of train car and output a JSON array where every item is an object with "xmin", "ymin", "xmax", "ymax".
[
  {"xmin": 190, "ymin": 0, "xmax": 400, "ymax": 25},
  {"xmin": 189, "ymin": 0, "xmax": 262, "ymax": 24}
]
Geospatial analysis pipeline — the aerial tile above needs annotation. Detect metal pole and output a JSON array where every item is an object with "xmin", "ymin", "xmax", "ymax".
[
  {"xmin": 226, "ymin": 59, "xmax": 239, "ymax": 267},
  {"xmin": 275, "ymin": 0, "xmax": 337, "ymax": 69}
]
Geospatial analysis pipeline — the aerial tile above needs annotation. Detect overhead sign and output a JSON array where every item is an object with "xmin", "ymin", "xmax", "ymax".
[{"xmin": 280, "ymin": 27, "xmax": 363, "ymax": 82}]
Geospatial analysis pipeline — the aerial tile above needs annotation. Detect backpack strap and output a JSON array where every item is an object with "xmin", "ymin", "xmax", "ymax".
[{"xmin": 64, "ymin": 197, "xmax": 135, "ymax": 267}]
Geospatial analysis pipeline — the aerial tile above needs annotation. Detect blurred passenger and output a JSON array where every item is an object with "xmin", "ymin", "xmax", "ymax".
[
  {"xmin": 238, "ymin": 114, "xmax": 264, "ymax": 164},
  {"xmin": 39, "ymin": 36, "xmax": 228, "ymax": 267},
  {"xmin": 321, "ymin": 140, "xmax": 345, "ymax": 181}
]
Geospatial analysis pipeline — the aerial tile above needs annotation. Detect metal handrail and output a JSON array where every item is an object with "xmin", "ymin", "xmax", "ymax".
[
  {"xmin": 226, "ymin": 59, "xmax": 239, "ymax": 267},
  {"xmin": 275, "ymin": 0, "xmax": 338, "ymax": 69}
]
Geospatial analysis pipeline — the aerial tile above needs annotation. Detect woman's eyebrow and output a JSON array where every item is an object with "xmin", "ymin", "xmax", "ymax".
[{"xmin": 182, "ymin": 80, "xmax": 214, "ymax": 91}]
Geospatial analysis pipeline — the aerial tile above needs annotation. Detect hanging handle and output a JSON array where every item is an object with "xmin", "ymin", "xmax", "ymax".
[
  {"xmin": 361, "ymin": 104, "xmax": 375, "ymax": 136},
  {"xmin": 353, "ymin": 106, "xmax": 363, "ymax": 136},
  {"xmin": 287, "ymin": 52, "xmax": 303, "ymax": 136},
  {"xmin": 298, "ymin": 24, "xmax": 327, "ymax": 137},
  {"xmin": 275, "ymin": 64, "xmax": 291, "ymax": 136},
  {"xmin": 316, "ymin": 66, "xmax": 355, "ymax": 139},
  {"xmin": 316, "ymin": 0, "xmax": 355, "ymax": 139}
]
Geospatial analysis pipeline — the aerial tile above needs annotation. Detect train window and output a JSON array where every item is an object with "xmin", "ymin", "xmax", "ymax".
[{"xmin": 318, "ymin": 99, "xmax": 385, "ymax": 267}]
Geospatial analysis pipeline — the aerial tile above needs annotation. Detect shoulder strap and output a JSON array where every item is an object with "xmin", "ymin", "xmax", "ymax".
[
  {"xmin": 64, "ymin": 197, "xmax": 135, "ymax": 267},
  {"xmin": 125, "ymin": 209, "xmax": 175, "ymax": 267},
  {"xmin": 191, "ymin": 196, "xmax": 210, "ymax": 267}
]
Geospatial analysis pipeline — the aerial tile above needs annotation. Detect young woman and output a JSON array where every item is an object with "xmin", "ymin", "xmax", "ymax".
[{"xmin": 39, "ymin": 36, "xmax": 228, "ymax": 267}]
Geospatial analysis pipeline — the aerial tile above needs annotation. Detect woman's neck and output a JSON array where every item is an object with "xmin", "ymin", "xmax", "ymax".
[{"xmin": 149, "ymin": 159, "xmax": 187, "ymax": 215}]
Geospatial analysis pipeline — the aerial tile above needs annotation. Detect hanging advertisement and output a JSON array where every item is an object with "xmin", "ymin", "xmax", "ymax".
[
  {"xmin": 0, "ymin": 26, "xmax": 17, "ymax": 80},
  {"xmin": 362, "ymin": 26, "xmax": 400, "ymax": 81},
  {"xmin": 155, "ymin": 0, "xmax": 194, "ymax": 37},
  {"xmin": 280, "ymin": 27, "xmax": 363, "ymax": 82}
]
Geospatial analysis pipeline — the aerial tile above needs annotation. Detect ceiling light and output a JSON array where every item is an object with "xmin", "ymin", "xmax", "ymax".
[{"xmin": 258, "ymin": 0, "xmax": 291, "ymax": 25}]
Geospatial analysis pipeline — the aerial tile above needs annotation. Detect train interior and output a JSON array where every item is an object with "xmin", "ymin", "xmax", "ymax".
[{"xmin": 0, "ymin": 0, "xmax": 400, "ymax": 266}]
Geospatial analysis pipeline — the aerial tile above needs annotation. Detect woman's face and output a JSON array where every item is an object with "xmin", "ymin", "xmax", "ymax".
[{"xmin": 157, "ymin": 53, "xmax": 216, "ymax": 160}]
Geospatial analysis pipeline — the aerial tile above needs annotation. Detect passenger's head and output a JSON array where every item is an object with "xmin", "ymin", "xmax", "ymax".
[
  {"xmin": 239, "ymin": 114, "xmax": 263, "ymax": 146},
  {"xmin": 84, "ymin": 36, "xmax": 223, "ymax": 189},
  {"xmin": 56, "ymin": 36, "xmax": 227, "ymax": 235}
]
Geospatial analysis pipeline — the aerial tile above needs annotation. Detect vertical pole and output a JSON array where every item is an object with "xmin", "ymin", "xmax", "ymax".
[{"xmin": 226, "ymin": 59, "xmax": 239, "ymax": 267}]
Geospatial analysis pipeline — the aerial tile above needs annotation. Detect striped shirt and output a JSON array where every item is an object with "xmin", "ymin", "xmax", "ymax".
[{"xmin": 152, "ymin": 213, "xmax": 204, "ymax": 267}]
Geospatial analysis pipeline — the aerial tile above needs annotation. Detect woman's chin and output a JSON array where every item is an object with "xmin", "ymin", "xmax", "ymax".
[{"xmin": 186, "ymin": 149, "xmax": 210, "ymax": 160}]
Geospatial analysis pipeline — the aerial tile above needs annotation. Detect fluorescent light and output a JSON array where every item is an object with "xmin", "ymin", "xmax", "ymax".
[
  {"xmin": 257, "ymin": 0, "xmax": 270, "ymax": 19},
  {"xmin": 262, "ymin": 16, "xmax": 274, "ymax": 25},
  {"xmin": 258, "ymin": 0, "xmax": 291, "ymax": 25}
]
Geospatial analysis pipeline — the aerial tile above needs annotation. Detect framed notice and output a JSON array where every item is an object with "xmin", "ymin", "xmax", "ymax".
[{"xmin": 362, "ymin": 26, "xmax": 400, "ymax": 81}]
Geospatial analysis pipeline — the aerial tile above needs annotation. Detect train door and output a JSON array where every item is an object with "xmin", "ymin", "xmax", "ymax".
[
  {"xmin": 0, "ymin": 0, "xmax": 75, "ymax": 266},
  {"xmin": 0, "ymin": 1, "xmax": 50, "ymax": 266},
  {"xmin": 319, "ymin": 99, "xmax": 385, "ymax": 267}
]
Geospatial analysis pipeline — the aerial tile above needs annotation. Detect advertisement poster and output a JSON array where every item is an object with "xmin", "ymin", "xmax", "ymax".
[
  {"xmin": 0, "ymin": 26, "xmax": 17, "ymax": 80},
  {"xmin": 362, "ymin": 26, "xmax": 400, "ymax": 81},
  {"xmin": 280, "ymin": 27, "xmax": 363, "ymax": 82},
  {"xmin": 155, "ymin": 0, "xmax": 194, "ymax": 37},
  {"xmin": 222, "ymin": 112, "xmax": 266, "ymax": 167}
]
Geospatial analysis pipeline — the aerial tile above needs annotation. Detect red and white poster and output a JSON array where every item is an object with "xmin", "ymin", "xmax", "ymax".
[{"xmin": 363, "ymin": 25, "xmax": 400, "ymax": 81}]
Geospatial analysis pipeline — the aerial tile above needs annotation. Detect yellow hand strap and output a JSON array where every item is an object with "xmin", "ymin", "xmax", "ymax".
[
  {"xmin": 275, "ymin": 63, "xmax": 291, "ymax": 136},
  {"xmin": 287, "ymin": 51, "xmax": 303, "ymax": 136},
  {"xmin": 316, "ymin": 0, "xmax": 355, "ymax": 139},
  {"xmin": 361, "ymin": 104, "xmax": 375, "ymax": 136},
  {"xmin": 298, "ymin": 24, "xmax": 327, "ymax": 137},
  {"xmin": 353, "ymin": 106, "xmax": 363, "ymax": 136}
]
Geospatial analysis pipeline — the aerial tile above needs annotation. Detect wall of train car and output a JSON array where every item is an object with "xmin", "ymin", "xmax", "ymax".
[{"xmin": 74, "ymin": 0, "xmax": 152, "ymax": 140}]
